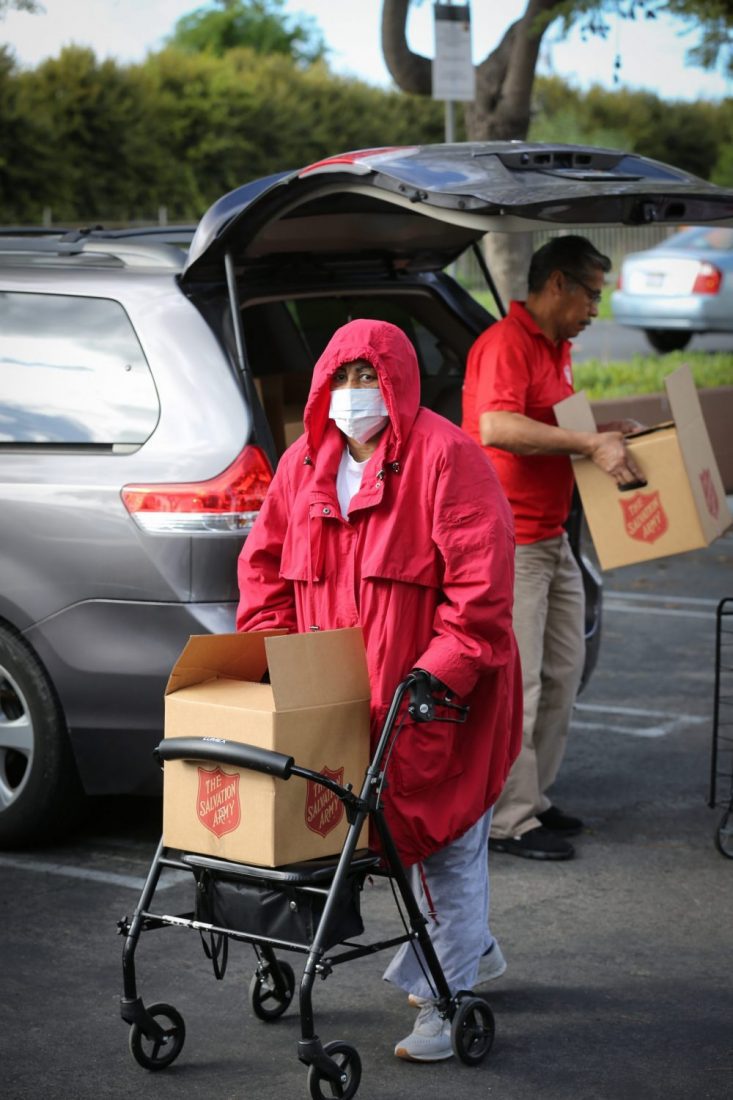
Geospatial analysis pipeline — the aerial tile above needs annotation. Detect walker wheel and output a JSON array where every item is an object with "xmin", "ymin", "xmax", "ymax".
[
  {"xmin": 128, "ymin": 1002, "xmax": 185, "ymax": 1071},
  {"xmin": 249, "ymin": 958, "xmax": 296, "ymax": 1021},
  {"xmin": 451, "ymin": 996, "xmax": 495, "ymax": 1066},
  {"xmin": 306, "ymin": 1040, "xmax": 361, "ymax": 1100},
  {"xmin": 715, "ymin": 809, "xmax": 733, "ymax": 858}
]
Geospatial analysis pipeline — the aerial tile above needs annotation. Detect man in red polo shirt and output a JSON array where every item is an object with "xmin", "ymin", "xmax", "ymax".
[{"xmin": 462, "ymin": 235, "xmax": 643, "ymax": 860}]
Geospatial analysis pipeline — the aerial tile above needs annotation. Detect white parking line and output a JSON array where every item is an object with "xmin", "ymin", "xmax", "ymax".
[
  {"xmin": 603, "ymin": 590, "xmax": 718, "ymax": 620},
  {"xmin": 604, "ymin": 602, "xmax": 712, "ymax": 619},
  {"xmin": 0, "ymin": 854, "xmax": 186, "ymax": 891},
  {"xmin": 604, "ymin": 591, "xmax": 720, "ymax": 607},
  {"xmin": 570, "ymin": 719, "xmax": 669, "ymax": 738},
  {"xmin": 572, "ymin": 702, "xmax": 708, "ymax": 739}
]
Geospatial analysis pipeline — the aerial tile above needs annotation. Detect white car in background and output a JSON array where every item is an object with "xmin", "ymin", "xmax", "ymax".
[{"xmin": 611, "ymin": 225, "xmax": 733, "ymax": 352}]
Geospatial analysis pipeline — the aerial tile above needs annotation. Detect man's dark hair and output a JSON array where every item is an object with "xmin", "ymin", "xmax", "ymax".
[{"xmin": 527, "ymin": 235, "xmax": 611, "ymax": 293}]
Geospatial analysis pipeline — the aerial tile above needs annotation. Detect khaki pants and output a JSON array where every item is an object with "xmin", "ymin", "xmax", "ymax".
[{"xmin": 491, "ymin": 533, "xmax": 585, "ymax": 839}]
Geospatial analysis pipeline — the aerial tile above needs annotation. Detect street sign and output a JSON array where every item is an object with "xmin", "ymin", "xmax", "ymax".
[{"xmin": 432, "ymin": 3, "xmax": 475, "ymax": 102}]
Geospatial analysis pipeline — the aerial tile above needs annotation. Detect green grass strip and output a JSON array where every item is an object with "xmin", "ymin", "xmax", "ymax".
[{"xmin": 573, "ymin": 355, "xmax": 733, "ymax": 399}]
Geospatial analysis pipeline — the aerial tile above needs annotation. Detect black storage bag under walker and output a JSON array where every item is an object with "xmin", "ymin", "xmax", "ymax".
[{"xmin": 193, "ymin": 864, "xmax": 365, "ymax": 951}]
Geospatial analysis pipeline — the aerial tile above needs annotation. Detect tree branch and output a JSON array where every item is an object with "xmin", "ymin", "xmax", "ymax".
[
  {"xmin": 468, "ymin": 0, "xmax": 565, "ymax": 139},
  {"xmin": 381, "ymin": 0, "xmax": 431, "ymax": 96}
]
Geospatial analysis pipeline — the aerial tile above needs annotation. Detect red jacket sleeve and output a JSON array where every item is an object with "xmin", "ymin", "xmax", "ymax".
[
  {"xmin": 411, "ymin": 439, "xmax": 517, "ymax": 699},
  {"xmin": 236, "ymin": 461, "xmax": 298, "ymax": 634}
]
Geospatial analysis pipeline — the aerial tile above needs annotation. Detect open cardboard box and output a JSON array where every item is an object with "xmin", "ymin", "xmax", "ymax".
[
  {"xmin": 555, "ymin": 365, "xmax": 732, "ymax": 570},
  {"xmin": 162, "ymin": 628, "xmax": 371, "ymax": 866}
]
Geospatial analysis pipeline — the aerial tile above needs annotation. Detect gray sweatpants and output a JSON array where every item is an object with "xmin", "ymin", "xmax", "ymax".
[{"xmin": 382, "ymin": 809, "xmax": 494, "ymax": 999}]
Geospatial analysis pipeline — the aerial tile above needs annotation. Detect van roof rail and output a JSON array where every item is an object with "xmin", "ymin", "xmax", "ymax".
[{"xmin": 0, "ymin": 225, "xmax": 197, "ymax": 270}]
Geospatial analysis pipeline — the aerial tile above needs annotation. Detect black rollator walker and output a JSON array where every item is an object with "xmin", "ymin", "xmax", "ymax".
[
  {"xmin": 710, "ymin": 597, "xmax": 733, "ymax": 858},
  {"xmin": 119, "ymin": 671, "xmax": 495, "ymax": 1098}
]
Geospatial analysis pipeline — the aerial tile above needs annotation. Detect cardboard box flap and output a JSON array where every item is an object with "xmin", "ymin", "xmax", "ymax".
[
  {"xmin": 266, "ymin": 628, "xmax": 370, "ymax": 710},
  {"xmin": 663, "ymin": 364, "xmax": 700, "ymax": 431},
  {"xmin": 676, "ymin": 420, "xmax": 732, "ymax": 540},
  {"xmin": 554, "ymin": 390, "xmax": 597, "ymax": 436},
  {"xmin": 625, "ymin": 422, "xmax": 674, "ymax": 440},
  {"xmin": 665, "ymin": 365, "xmax": 733, "ymax": 539},
  {"xmin": 165, "ymin": 632, "xmax": 280, "ymax": 695}
]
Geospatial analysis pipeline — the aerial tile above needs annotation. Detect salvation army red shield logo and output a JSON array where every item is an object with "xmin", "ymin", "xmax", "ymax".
[
  {"xmin": 305, "ymin": 766, "xmax": 345, "ymax": 838},
  {"xmin": 197, "ymin": 766, "xmax": 241, "ymax": 838},
  {"xmin": 699, "ymin": 468, "xmax": 720, "ymax": 520},
  {"xmin": 619, "ymin": 490, "xmax": 669, "ymax": 544}
]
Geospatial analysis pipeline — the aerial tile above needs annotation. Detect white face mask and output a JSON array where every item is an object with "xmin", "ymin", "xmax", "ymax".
[{"xmin": 328, "ymin": 388, "xmax": 389, "ymax": 444}]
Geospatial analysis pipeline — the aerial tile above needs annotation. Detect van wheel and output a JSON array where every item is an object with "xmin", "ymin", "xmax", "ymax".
[{"xmin": 0, "ymin": 624, "xmax": 82, "ymax": 846}]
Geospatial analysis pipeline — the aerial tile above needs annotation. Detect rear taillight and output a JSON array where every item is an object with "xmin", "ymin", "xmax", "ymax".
[
  {"xmin": 692, "ymin": 262, "xmax": 722, "ymax": 295},
  {"xmin": 615, "ymin": 271, "xmax": 623, "ymax": 290},
  {"xmin": 121, "ymin": 446, "xmax": 273, "ymax": 534}
]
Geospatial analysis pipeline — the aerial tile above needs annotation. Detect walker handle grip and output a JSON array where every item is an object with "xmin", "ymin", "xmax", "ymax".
[{"xmin": 155, "ymin": 737, "xmax": 294, "ymax": 778}]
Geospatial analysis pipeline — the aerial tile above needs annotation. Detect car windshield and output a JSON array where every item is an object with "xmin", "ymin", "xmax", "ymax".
[{"xmin": 660, "ymin": 226, "xmax": 733, "ymax": 252}]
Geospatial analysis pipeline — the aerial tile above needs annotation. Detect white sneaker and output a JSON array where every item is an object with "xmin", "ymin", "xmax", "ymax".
[
  {"xmin": 407, "ymin": 940, "xmax": 506, "ymax": 1007},
  {"xmin": 394, "ymin": 1004, "xmax": 453, "ymax": 1062},
  {"xmin": 477, "ymin": 939, "xmax": 507, "ymax": 984}
]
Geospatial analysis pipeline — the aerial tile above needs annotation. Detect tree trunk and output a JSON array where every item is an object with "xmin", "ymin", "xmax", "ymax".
[
  {"xmin": 381, "ymin": 0, "xmax": 564, "ymax": 303},
  {"xmin": 380, "ymin": 0, "xmax": 431, "ymax": 95}
]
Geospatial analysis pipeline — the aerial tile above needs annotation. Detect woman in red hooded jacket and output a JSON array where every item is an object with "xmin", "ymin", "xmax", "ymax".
[{"xmin": 237, "ymin": 318, "xmax": 522, "ymax": 1062}]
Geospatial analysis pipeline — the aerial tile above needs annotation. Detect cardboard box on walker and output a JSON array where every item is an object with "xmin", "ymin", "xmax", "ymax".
[
  {"xmin": 162, "ymin": 628, "xmax": 371, "ymax": 866},
  {"xmin": 555, "ymin": 365, "xmax": 732, "ymax": 571}
]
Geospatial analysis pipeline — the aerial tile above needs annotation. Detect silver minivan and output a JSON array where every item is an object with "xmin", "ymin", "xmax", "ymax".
[{"xmin": 2, "ymin": 142, "xmax": 732, "ymax": 844}]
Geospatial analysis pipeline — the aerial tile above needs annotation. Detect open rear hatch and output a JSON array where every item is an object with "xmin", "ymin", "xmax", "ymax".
[{"xmin": 181, "ymin": 142, "xmax": 733, "ymax": 285}]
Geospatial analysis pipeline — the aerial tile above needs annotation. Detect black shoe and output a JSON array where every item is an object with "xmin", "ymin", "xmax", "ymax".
[
  {"xmin": 537, "ymin": 805, "xmax": 584, "ymax": 836},
  {"xmin": 489, "ymin": 826, "xmax": 575, "ymax": 861}
]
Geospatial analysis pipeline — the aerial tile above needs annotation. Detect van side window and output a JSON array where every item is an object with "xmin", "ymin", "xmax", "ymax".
[{"xmin": 0, "ymin": 291, "xmax": 159, "ymax": 445}]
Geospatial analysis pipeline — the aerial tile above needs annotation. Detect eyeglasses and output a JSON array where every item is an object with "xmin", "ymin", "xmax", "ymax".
[{"xmin": 561, "ymin": 271, "xmax": 603, "ymax": 305}]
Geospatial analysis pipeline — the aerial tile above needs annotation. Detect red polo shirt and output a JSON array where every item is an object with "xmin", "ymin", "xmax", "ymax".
[{"xmin": 462, "ymin": 301, "xmax": 575, "ymax": 544}]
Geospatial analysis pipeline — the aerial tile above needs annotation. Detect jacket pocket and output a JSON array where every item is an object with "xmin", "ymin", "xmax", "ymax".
[
  {"xmin": 389, "ymin": 720, "xmax": 464, "ymax": 797},
  {"xmin": 357, "ymin": 508, "xmax": 442, "ymax": 589},
  {"xmin": 360, "ymin": 544, "xmax": 442, "ymax": 590},
  {"xmin": 280, "ymin": 503, "xmax": 332, "ymax": 582}
]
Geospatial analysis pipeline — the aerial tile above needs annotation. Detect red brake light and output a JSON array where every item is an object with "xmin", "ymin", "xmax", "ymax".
[
  {"xmin": 121, "ymin": 446, "xmax": 273, "ymax": 533},
  {"xmin": 692, "ymin": 262, "xmax": 722, "ymax": 295},
  {"xmin": 615, "ymin": 270, "xmax": 623, "ymax": 291}
]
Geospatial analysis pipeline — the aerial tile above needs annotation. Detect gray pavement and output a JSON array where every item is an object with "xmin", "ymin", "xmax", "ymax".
[{"xmin": 2, "ymin": 529, "xmax": 733, "ymax": 1099}]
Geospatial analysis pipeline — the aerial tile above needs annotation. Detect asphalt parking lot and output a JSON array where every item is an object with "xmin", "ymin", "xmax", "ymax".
[{"xmin": 1, "ymin": 525, "xmax": 732, "ymax": 1100}]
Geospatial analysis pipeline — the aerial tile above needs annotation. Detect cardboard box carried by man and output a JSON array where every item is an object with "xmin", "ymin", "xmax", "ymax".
[
  {"xmin": 162, "ymin": 627, "xmax": 371, "ymax": 867},
  {"xmin": 555, "ymin": 364, "xmax": 732, "ymax": 571}
]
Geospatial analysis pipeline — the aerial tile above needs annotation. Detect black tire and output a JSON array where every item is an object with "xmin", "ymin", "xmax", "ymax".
[
  {"xmin": 128, "ymin": 1002, "xmax": 186, "ymax": 1071},
  {"xmin": 715, "ymin": 809, "xmax": 733, "ymax": 859},
  {"xmin": 451, "ymin": 996, "xmax": 495, "ymax": 1066},
  {"xmin": 249, "ymin": 958, "xmax": 295, "ymax": 1021},
  {"xmin": 0, "ymin": 624, "xmax": 83, "ymax": 846},
  {"xmin": 306, "ymin": 1041, "xmax": 361, "ymax": 1100},
  {"xmin": 644, "ymin": 329, "xmax": 692, "ymax": 353}
]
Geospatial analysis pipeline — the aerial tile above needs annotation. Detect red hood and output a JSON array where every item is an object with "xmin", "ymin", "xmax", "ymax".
[{"xmin": 303, "ymin": 319, "xmax": 420, "ymax": 463}]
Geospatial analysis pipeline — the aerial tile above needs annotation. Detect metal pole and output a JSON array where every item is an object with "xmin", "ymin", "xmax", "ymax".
[{"xmin": 445, "ymin": 99, "xmax": 455, "ymax": 143}]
